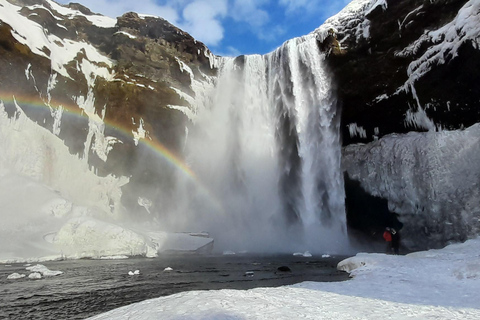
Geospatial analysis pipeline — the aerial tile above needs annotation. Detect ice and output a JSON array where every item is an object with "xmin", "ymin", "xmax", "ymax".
[
  {"xmin": 343, "ymin": 124, "xmax": 480, "ymax": 248},
  {"xmin": 128, "ymin": 270, "xmax": 140, "ymax": 276},
  {"xmin": 53, "ymin": 217, "xmax": 157, "ymax": 259},
  {"xmin": 163, "ymin": 267, "xmax": 173, "ymax": 272},
  {"xmin": 132, "ymin": 118, "xmax": 148, "ymax": 146},
  {"xmin": 0, "ymin": 99, "xmax": 135, "ymax": 261},
  {"xmin": 314, "ymin": 0, "xmax": 380, "ymax": 44},
  {"xmin": 148, "ymin": 232, "xmax": 214, "ymax": 253},
  {"xmin": 88, "ymin": 238, "xmax": 480, "ymax": 320},
  {"xmin": 293, "ymin": 251, "xmax": 313, "ymax": 257},
  {"xmin": 25, "ymin": 264, "xmax": 63, "ymax": 277},
  {"xmin": 28, "ymin": 272, "xmax": 42, "ymax": 280},
  {"xmin": 100, "ymin": 255, "xmax": 129, "ymax": 260},
  {"xmin": 400, "ymin": 0, "xmax": 480, "ymax": 89},
  {"xmin": 7, "ymin": 273, "xmax": 26, "ymax": 280}
]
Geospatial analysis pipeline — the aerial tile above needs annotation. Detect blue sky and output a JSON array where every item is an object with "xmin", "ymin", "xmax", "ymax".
[{"xmin": 57, "ymin": 0, "xmax": 351, "ymax": 56}]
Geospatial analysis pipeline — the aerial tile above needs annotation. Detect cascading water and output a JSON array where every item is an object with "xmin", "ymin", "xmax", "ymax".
[{"xmin": 172, "ymin": 34, "xmax": 348, "ymax": 254}]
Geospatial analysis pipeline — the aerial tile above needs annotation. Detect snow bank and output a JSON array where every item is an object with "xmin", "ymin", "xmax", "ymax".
[
  {"xmin": 53, "ymin": 217, "xmax": 157, "ymax": 259},
  {"xmin": 314, "ymin": 0, "xmax": 380, "ymax": 44},
  {"xmin": 88, "ymin": 238, "xmax": 480, "ymax": 320}
]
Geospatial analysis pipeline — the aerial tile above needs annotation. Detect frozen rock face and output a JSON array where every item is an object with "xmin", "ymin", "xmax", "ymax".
[
  {"xmin": 319, "ymin": 0, "xmax": 480, "ymax": 145},
  {"xmin": 316, "ymin": 0, "xmax": 480, "ymax": 249},
  {"xmin": 343, "ymin": 124, "xmax": 480, "ymax": 249}
]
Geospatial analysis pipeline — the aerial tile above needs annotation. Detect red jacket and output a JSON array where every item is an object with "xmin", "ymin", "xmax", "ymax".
[{"xmin": 383, "ymin": 231, "xmax": 392, "ymax": 242}]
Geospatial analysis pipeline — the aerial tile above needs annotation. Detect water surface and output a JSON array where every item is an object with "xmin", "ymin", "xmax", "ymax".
[{"xmin": 0, "ymin": 254, "xmax": 348, "ymax": 319}]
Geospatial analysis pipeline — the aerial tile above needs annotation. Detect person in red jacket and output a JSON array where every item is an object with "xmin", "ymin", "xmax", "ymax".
[
  {"xmin": 383, "ymin": 227, "xmax": 401, "ymax": 254},
  {"xmin": 383, "ymin": 227, "xmax": 393, "ymax": 253}
]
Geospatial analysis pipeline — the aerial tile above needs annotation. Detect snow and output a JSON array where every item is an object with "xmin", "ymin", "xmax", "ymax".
[
  {"xmin": 128, "ymin": 270, "xmax": 140, "ymax": 276},
  {"xmin": 28, "ymin": 272, "xmax": 42, "ymax": 279},
  {"xmin": 114, "ymin": 31, "xmax": 137, "ymax": 39},
  {"xmin": 100, "ymin": 255, "xmax": 129, "ymax": 260},
  {"xmin": 25, "ymin": 264, "xmax": 63, "ymax": 276},
  {"xmin": 314, "ymin": 0, "xmax": 378, "ymax": 44},
  {"xmin": 293, "ymin": 251, "xmax": 313, "ymax": 257},
  {"xmin": 88, "ymin": 238, "xmax": 480, "ymax": 320},
  {"xmin": 132, "ymin": 118, "xmax": 148, "ymax": 146},
  {"xmin": 0, "ymin": 99, "xmax": 211, "ymax": 262},
  {"xmin": 0, "ymin": 0, "xmax": 114, "ymax": 82},
  {"xmin": 399, "ymin": 0, "xmax": 480, "ymax": 89},
  {"xmin": 53, "ymin": 217, "xmax": 157, "ymax": 259},
  {"xmin": 45, "ymin": 0, "xmax": 117, "ymax": 28},
  {"xmin": 7, "ymin": 273, "xmax": 25, "ymax": 280}
]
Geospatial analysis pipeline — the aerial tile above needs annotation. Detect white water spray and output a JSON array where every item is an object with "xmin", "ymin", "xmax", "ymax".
[{"xmin": 173, "ymin": 35, "xmax": 348, "ymax": 253}]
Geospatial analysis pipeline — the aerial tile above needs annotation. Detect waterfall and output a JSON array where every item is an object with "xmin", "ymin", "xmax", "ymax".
[{"xmin": 172, "ymin": 34, "xmax": 348, "ymax": 253}]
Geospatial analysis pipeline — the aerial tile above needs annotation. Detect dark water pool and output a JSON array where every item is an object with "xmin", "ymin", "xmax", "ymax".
[{"xmin": 0, "ymin": 254, "xmax": 349, "ymax": 320}]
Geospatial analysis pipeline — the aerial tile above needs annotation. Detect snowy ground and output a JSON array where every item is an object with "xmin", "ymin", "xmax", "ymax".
[{"xmin": 89, "ymin": 238, "xmax": 480, "ymax": 320}]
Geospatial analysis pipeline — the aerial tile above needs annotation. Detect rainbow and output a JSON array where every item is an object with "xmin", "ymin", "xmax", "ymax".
[
  {"xmin": 0, "ymin": 91, "xmax": 196, "ymax": 177},
  {"xmin": 0, "ymin": 91, "xmax": 224, "ymax": 213}
]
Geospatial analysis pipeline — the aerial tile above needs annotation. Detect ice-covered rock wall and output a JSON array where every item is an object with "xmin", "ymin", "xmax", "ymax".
[
  {"xmin": 343, "ymin": 124, "xmax": 480, "ymax": 249},
  {"xmin": 317, "ymin": 0, "xmax": 480, "ymax": 248}
]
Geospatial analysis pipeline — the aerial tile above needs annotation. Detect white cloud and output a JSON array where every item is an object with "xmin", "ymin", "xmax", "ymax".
[
  {"xmin": 231, "ymin": 0, "xmax": 270, "ymax": 29},
  {"xmin": 180, "ymin": 0, "xmax": 227, "ymax": 46}
]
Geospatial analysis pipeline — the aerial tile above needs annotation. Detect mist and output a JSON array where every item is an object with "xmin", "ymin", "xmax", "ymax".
[{"xmin": 158, "ymin": 34, "xmax": 351, "ymax": 254}]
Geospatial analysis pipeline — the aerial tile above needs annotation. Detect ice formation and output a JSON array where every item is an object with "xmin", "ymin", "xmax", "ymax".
[
  {"xmin": 7, "ymin": 273, "xmax": 26, "ymax": 280},
  {"xmin": 25, "ymin": 264, "xmax": 63, "ymax": 277},
  {"xmin": 343, "ymin": 124, "xmax": 480, "ymax": 248}
]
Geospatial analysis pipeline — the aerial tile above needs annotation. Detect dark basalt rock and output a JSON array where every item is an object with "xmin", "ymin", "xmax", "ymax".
[
  {"xmin": 276, "ymin": 266, "xmax": 292, "ymax": 273},
  {"xmin": 344, "ymin": 173, "xmax": 402, "ymax": 243},
  {"xmin": 322, "ymin": 0, "xmax": 479, "ymax": 146}
]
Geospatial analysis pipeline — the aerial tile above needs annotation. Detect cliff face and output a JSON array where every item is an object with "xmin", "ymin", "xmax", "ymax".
[
  {"xmin": 320, "ymin": 0, "xmax": 480, "ymax": 145},
  {"xmin": 0, "ymin": 0, "xmax": 218, "ymax": 216},
  {"xmin": 318, "ymin": 0, "xmax": 480, "ymax": 249}
]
